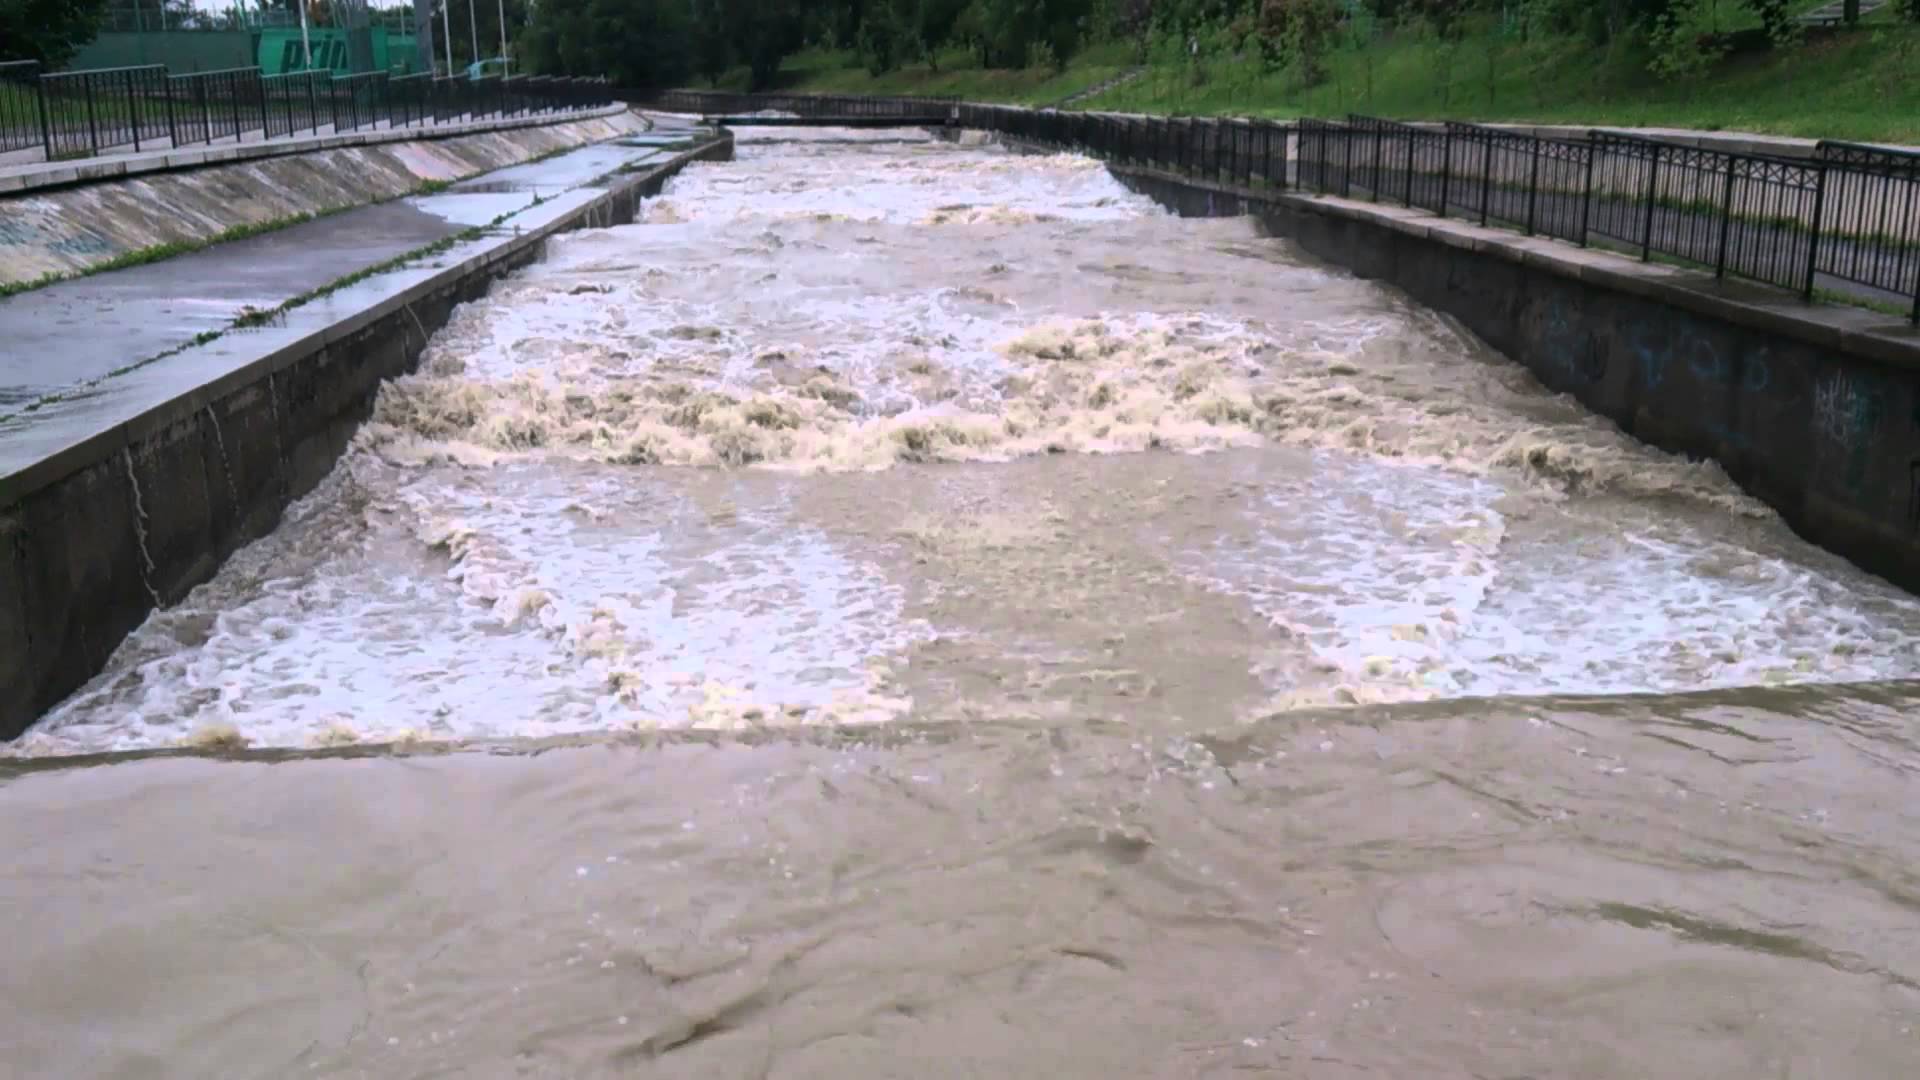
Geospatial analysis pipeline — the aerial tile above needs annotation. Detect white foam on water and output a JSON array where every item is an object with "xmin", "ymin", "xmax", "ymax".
[
  {"xmin": 1190, "ymin": 452, "xmax": 1920, "ymax": 703},
  {"xmin": 19, "ymin": 128, "xmax": 1920, "ymax": 754},
  {"xmin": 15, "ymin": 468, "xmax": 920, "ymax": 755}
]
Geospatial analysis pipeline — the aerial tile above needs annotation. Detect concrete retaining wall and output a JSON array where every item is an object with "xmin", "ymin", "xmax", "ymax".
[
  {"xmin": 0, "ymin": 133, "xmax": 733, "ymax": 741},
  {"xmin": 0, "ymin": 109, "xmax": 651, "ymax": 286},
  {"xmin": 1109, "ymin": 164, "xmax": 1920, "ymax": 596}
]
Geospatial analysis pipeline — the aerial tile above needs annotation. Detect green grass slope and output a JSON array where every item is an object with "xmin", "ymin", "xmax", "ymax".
[{"xmin": 763, "ymin": 17, "xmax": 1920, "ymax": 144}]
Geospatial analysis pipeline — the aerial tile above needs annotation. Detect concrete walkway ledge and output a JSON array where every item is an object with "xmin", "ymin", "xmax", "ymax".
[
  {"xmin": 1106, "ymin": 162, "xmax": 1920, "ymax": 601},
  {"xmin": 0, "ymin": 104, "xmax": 633, "ymax": 196},
  {"xmin": 0, "ymin": 131, "xmax": 733, "ymax": 741}
]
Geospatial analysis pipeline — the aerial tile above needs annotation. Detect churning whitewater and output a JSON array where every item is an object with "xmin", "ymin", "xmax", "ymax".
[
  {"xmin": 12, "ymin": 122, "xmax": 1920, "ymax": 1080},
  {"xmin": 15, "ymin": 125, "xmax": 1920, "ymax": 754}
]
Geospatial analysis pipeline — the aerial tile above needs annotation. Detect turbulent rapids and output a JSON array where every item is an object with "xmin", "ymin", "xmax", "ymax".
[
  {"xmin": 6, "ymin": 124, "xmax": 1920, "ymax": 1079},
  {"xmin": 18, "ymin": 127, "xmax": 1920, "ymax": 753}
]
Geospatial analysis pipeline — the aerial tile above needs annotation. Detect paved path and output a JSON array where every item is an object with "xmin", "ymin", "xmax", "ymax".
[
  {"xmin": 1799, "ymin": 0, "xmax": 1886, "ymax": 24},
  {"xmin": 1051, "ymin": 67, "xmax": 1146, "ymax": 109},
  {"xmin": 0, "ymin": 121, "xmax": 702, "ymax": 417}
]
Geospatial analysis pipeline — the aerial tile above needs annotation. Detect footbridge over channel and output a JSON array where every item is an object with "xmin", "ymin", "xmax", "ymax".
[{"xmin": 636, "ymin": 89, "xmax": 956, "ymax": 128}]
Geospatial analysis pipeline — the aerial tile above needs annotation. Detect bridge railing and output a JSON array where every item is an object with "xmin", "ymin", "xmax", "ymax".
[
  {"xmin": 3, "ymin": 64, "xmax": 614, "ymax": 164},
  {"xmin": 638, "ymin": 88, "xmax": 954, "ymax": 118}
]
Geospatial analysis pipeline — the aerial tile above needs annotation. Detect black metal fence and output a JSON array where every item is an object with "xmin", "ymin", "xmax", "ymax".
[
  {"xmin": 164, "ymin": 67, "xmax": 258, "ymax": 150},
  {"xmin": 952, "ymin": 104, "xmax": 1293, "ymax": 191},
  {"xmin": 1299, "ymin": 118, "xmax": 1916, "ymax": 320},
  {"xmin": 38, "ymin": 65, "xmax": 172, "ymax": 159},
  {"xmin": 1, "ymin": 60, "xmax": 44, "ymax": 154},
  {"xmin": 1810, "ymin": 140, "xmax": 1920, "ymax": 319},
  {"xmin": 1, "ymin": 64, "xmax": 614, "ymax": 163}
]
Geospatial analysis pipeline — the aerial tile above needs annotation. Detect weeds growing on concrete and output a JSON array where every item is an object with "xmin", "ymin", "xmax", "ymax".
[{"xmin": 0, "ymin": 174, "xmax": 481, "ymax": 300}]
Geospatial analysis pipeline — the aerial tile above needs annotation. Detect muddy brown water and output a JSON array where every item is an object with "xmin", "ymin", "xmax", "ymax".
[{"xmin": 5, "ymin": 127, "xmax": 1920, "ymax": 1078}]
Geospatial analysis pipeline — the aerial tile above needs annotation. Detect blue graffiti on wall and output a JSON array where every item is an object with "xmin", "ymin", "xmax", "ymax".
[
  {"xmin": 1538, "ymin": 295, "xmax": 1606, "ymax": 383},
  {"xmin": 1622, "ymin": 322, "xmax": 1667, "ymax": 389},
  {"xmin": 1622, "ymin": 322, "xmax": 1779, "ymax": 402}
]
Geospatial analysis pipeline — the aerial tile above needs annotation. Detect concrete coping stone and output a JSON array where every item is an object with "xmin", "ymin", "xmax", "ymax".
[
  {"xmin": 1292, "ymin": 190, "xmax": 1920, "ymax": 368},
  {"xmin": 0, "ymin": 134, "xmax": 724, "ymax": 509},
  {"xmin": 0, "ymin": 104, "xmax": 632, "ymax": 197}
]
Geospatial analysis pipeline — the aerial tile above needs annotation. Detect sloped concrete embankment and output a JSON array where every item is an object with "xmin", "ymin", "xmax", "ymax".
[
  {"xmin": 0, "ymin": 133, "xmax": 733, "ymax": 741},
  {"xmin": 0, "ymin": 110, "xmax": 652, "ymax": 287}
]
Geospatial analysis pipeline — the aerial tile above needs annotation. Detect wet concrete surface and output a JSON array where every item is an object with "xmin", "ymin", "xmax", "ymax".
[
  {"xmin": 448, "ymin": 142, "xmax": 668, "ymax": 199},
  {"xmin": 0, "ymin": 139, "xmax": 672, "ymax": 414},
  {"xmin": 0, "ymin": 188, "xmax": 606, "ymax": 482}
]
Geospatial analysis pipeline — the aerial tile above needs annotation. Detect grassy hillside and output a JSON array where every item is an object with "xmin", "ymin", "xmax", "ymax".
[
  {"xmin": 722, "ymin": 42, "xmax": 1137, "ymax": 106},
  {"xmin": 764, "ymin": 15, "xmax": 1920, "ymax": 144}
]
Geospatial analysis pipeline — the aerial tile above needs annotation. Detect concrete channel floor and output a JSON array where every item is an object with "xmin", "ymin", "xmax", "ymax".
[{"xmin": 0, "ymin": 129, "xmax": 697, "ymax": 412}]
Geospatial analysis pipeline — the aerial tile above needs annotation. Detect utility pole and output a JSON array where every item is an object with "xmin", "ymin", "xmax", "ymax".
[
  {"xmin": 298, "ymin": 0, "xmax": 314, "ymax": 70},
  {"xmin": 414, "ymin": 0, "xmax": 437, "ymax": 73},
  {"xmin": 497, "ymin": 0, "xmax": 509, "ymax": 74},
  {"xmin": 468, "ymin": 0, "xmax": 480, "ymax": 70},
  {"xmin": 442, "ymin": 0, "xmax": 454, "ymax": 76}
]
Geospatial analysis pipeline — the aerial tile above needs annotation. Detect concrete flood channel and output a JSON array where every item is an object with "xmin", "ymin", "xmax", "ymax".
[{"xmin": 3, "ymin": 124, "xmax": 1920, "ymax": 1076}]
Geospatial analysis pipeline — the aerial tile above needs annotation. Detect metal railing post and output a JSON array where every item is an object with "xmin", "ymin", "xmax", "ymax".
[
  {"xmin": 165, "ymin": 75, "xmax": 181, "ymax": 148},
  {"xmin": 1478, "ymin": 136, "xmax": 1491, "ymax": 225},
  {"xmin": 83, "ymin": 76, "xmax": 101, "ymax": 156},
  {"xmin": 1438, "ymin": 126, "xmax": 1452, "ymax": 216},
  {"xmin": 1804, "ymin": 163, "xmax": 1827, "ymax": 300},
  {"xmin": 126, "ymin": 71, "xmax": 143, "ymax": 152},
  {"xmin": 1714, "ymin": 160, "xmax": 1738, "ymax": 279},
  {"xmin": 1525, "ymin": 138, "xmax": 1541, "ymax": 234},
  {"xmin": 1578, "ymin": 142, "xmax": 1595, "ymax": 245},
  {"xmin": 1642, "ymin": 144, "xmax": 1661, "ymax": 261},
  {"xmin": 1341, "ymin": 123, "xmax": 1353, "ymax": 197},
  {"xmin": 1403, "ymin": 127, "xmax": 1416, "ymax": 205},
  {"xmin": 35, "ymin": 72, "xmax": 54, "ymax": 160},
  {"xmin": 1371, "ymin": 120, "xmax": 1383, "ymax": 201},
  {"xmin": 255, "ymin": 71, "xmax": 268, "ymax": 142}
]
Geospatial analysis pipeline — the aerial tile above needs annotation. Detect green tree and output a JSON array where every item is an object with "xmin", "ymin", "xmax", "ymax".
[
  {"xmin": 0, "ymin": 0, "xmax": 109, "ymax": 66},
  {"xmin": 960, "ymin": 0, "xmax": 1094, "ymax": 68},
  {"xmin": 691, "ymin": 0, "xmax": 734, "ymax": 86},
  {"xmin": 519, "ymin": 0, "xmax": 694, "ymax": 87},
  {"xmin": 858, "ymin": 0, "xmax": 915, "ymax": 74},
  {"xmin": 918, "ymin": 0, "xmax": 973, "ymax": 59},
  {"xmin": 726, "ymin": 0, "xmax": 808, "ymax": 90}
]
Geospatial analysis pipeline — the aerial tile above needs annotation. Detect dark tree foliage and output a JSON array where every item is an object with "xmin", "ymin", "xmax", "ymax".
[
  {"xmin": 724, "ymin": 0, "xmax": 808, "ymax": 89},
  {"xmin": 521, "ymin": 0, "xmax": 802, "ymax": 90},
  {"xmin": 0, "ymin": 0, "xmax": 109, "ymax": 66},
  {"xmin": 691, "ymin": 0, "xmax": 734, "ymax": 87},
  {"xmin": 519, "ymin": 0, "xmax": 695, "ymax": 87},
  {"xmin": 959, "ymin": 0, "xmax": 1095, "ymax": 67}
]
